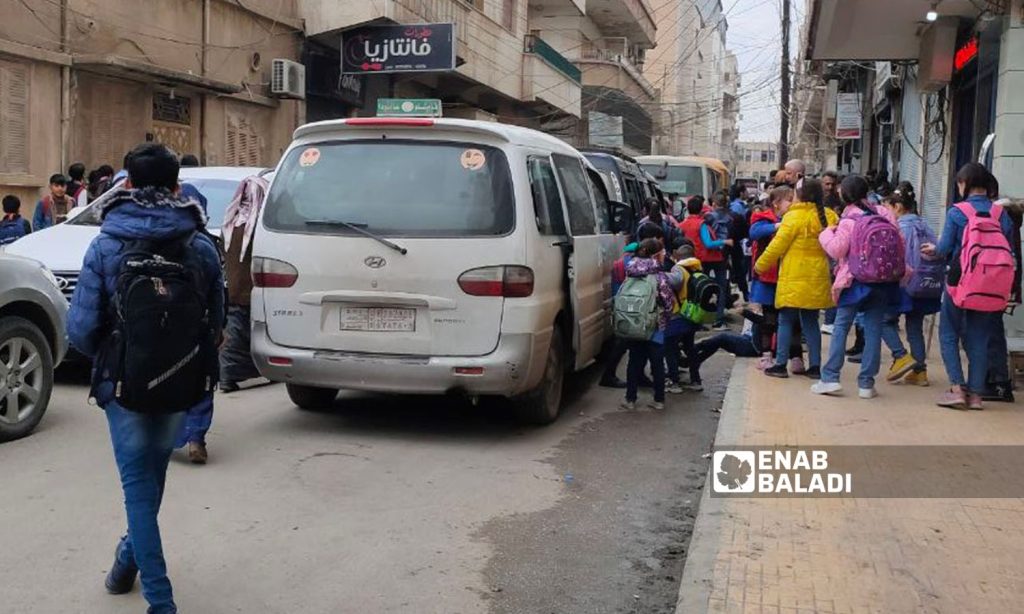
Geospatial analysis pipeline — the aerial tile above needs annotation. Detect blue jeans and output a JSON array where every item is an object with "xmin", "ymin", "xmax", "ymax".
[
  {"xmin": 822, "ymin": 289, "xmax": 887, "ymax": 388},
  {"xmin": 824, "ymin": 307, "xmax": 837, "ymax": 326},
  {"xmin": 939, "ymin": 292, "xmax": 1000, "ymax": 393},
  {"xmin": 175, "ymin": 394, "xmax": 213, "ymax": 447},
  {"xmin": 626, "ymin": 340, "xmax": 665, "ymax": 402},
  {"xmin": 105, "ymin": 403, "xmax": 184, "ymax": 614},
  {"xmin": 708, "ymin": 261, "xmax": 729, "ymax": 322},
  {"xmin": 776, "ymin": 308, "xmax": 821, "ymax": 368},
  {"xmin": 881, "ymin": 311, "xmax": 927, "ymax": 372}
]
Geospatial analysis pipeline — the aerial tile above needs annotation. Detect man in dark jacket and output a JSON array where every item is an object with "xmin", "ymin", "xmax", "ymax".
[{"xmin": 67, "ymin": 143, "xmax": 224, "ymax": 614}]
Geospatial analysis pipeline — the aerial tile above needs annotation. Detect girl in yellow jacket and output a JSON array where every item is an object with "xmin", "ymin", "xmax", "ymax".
[{"xmin": 753, "ymin": 178, "xmax": 838, "ymax": 379}]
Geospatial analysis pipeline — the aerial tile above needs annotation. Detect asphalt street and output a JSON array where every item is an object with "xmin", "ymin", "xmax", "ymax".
[{"xmin": 0, "ymin": 356, "xmax": 730, "ymax": 614}]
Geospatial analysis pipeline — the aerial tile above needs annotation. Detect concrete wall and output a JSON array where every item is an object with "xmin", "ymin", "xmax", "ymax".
[{"xmin": 994, "ymin": 8, "xmax": 1024, "ymax": 200}]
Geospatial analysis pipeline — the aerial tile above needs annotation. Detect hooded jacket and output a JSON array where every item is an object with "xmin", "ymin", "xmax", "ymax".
[
  {"xmin": 67, "ymin": 187, "xmax": 225, "ymax": 407},
  {"xmin": 818, "ymin": 200, "xmax": 903, "ymax": 304},
  {"xmin": 749, "ymin": 209, "xmax": 780, "ymax": 284},
  {"xmin": 625, "ymin": 257, "xmax": 676, "ymax": 332},
  {"xmin": 753, "ymin": 201, "xmax": 838, "ymax": 309}
]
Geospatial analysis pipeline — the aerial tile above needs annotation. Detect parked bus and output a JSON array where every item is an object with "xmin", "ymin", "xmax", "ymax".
[{"xmin": 636, "ymin": 155, "xmax": 729, "ymax": 201}]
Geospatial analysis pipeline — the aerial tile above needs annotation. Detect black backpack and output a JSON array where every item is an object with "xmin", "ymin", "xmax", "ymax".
[
  {"xmin": 97, "ymin": 233, "xmax": 217, "ymax": 413},
  {"xmin": 687, "ymin": 270, "xmax": 720, "ymax": 312}
]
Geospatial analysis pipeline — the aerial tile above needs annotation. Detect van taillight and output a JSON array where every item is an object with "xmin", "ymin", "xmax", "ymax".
[
  {"xmin": 252, "ymin": 257, "xmax": 298, "ymax": 288},
  {"xmin": 458, "ymin": 266, "xmax": 534, "ymax": 297}
]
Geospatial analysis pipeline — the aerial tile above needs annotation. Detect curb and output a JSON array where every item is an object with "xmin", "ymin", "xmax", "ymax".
[{"xmin": 674, "ymin": 359, "xmax": 750, "ymax": 614}]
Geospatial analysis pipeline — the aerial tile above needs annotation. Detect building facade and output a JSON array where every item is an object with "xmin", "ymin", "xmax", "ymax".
[
  {"xmin": 0, "ymin": 0, "xmax": 304, "ymax": 206},
  {"xmin": 734, "ymin": 141, "xmax": 779, "ymax": 184},
  {"xmin": 645, "ymin": 0, "xmax": 737, "ymax": 164},
  {"xmin": 299, "ymin": 0, "xmax": 658, "ymax": 154},
  {"xmin": 799, "ymin": 0, "xmax": 1024, "ymax": 332}
]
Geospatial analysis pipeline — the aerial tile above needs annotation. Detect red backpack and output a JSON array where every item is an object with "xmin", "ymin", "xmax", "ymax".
[{"xmin": 947, "ymin": 202, "xmax": 1015, "ymax": 312}]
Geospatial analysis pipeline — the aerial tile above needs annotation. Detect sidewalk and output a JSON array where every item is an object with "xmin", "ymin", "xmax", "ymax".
[{"xmin": 677, "ymin": 336, "xmax": 1024, "ymax": 613}]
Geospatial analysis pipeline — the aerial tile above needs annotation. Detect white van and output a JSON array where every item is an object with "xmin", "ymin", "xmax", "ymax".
[{"xmin": 251, "ymin": 118, "xmax": 633, "ymax": 424}]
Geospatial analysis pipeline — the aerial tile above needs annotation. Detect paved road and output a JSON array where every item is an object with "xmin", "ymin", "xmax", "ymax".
[{"xmin": 0, "ymin": 357, "xmax": 730, "ymax": 614}]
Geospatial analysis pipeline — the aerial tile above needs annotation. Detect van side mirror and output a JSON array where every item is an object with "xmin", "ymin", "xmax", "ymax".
[{"xmin": 610, "ymin": 201, "xmax": 634, "ymax": 235}]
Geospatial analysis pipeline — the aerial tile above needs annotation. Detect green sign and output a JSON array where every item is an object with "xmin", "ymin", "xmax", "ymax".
[{"xmin": 376, "ymin": 98, "xmax": 443, "ymax": 118}]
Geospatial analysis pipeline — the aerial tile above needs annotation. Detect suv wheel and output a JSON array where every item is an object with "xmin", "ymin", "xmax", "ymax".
[
  {"xmin": 514, "ymin": 327, "xmax": 565, "ymax": 426},
  {"xmin": 0, "ymin": 317, "xmax": 54, "ymax": 442},
  {"xmin": 286, "ymin": 384, "xmax": 339, "ymax": 410}
]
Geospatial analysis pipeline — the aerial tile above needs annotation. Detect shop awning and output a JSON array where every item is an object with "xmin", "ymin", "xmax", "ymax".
[
  {"xmin": 73, "ymin": 54, "xmax": 242, "ymax": 95},
  {"xmin": 806, "ymin": 0, "xmax": 989, "ymax": 61}
]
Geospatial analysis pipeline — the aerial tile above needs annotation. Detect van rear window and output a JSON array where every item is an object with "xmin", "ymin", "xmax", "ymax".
[
  {"xmin": 263, "ymin": 140, "xmax": 514, "ymax": 237},
  {"xmin": 641, "ymin": 164, "xmax": 703, "ymax": 196}
]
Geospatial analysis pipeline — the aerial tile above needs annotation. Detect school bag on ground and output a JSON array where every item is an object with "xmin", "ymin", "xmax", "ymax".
[
  {"xmin": 847, "ymin": 204, "xmax": 905, "ymax": 283},
  {"xmin": 947, "ymin": 202, "xmax": 1015, "ymax": 312},
  {"xmin": 94, "ymin": 233, "xmax": 218, "ymax": 413},
  {"xmin": 679, "ymin": 270, "xmax": 719, "ymax": 324},
  {"xmin": 613, "ymin": 275, "xmax": 659, "ymax": 340},
  {"xmin": 902, "ymin": 217, "xmax": 944, "ymax": 299}
]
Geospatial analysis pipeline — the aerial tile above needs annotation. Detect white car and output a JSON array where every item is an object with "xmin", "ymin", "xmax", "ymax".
[
  {"xmin": 5, "ymin": 167, "xmax": 267, "ymax": 304},
  {"xmin": 251, "ymin": 117, "xmax": 633, "ymax": 424}
]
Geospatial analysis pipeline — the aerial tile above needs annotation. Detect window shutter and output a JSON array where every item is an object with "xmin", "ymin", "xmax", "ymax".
[
  {"xmin": 0, "ymin": 59, "xmax": 30, "ymax": 174},
  {"xmin": 225, "ymin": 114, "xmax": 262, "ymax": 167}
]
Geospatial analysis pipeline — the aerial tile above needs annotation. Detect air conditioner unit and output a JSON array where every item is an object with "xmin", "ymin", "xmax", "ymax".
[{"xmin": 271, "ymin": 59, "xmax": 305, "ymax": 100}]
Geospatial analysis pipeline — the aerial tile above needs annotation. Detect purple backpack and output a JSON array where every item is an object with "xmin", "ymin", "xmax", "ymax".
[
  {"xmin": 902, "ymin": 216, "xmax": 944, "ymax": 298},
  {"xmin": 847, "ymin": 204, "xmax": 905, "ymax": 284}
]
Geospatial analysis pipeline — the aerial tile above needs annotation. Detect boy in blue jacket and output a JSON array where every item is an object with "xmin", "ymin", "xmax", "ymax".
[{"xmin": 67, "ymin": 143, "xmax": 224, "ymax": 614}]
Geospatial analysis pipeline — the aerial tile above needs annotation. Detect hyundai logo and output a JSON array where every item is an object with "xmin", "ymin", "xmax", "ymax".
[
  {"xmin": 364, "ymin": 256, "xmax": 387, "ymax": 269},
  {"xmin": 55, "ymin": 277, "xmax": 70, "ymax": 291}
]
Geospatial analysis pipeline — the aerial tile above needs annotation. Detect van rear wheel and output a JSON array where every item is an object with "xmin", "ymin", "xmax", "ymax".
[
  {"xmin": 514, "ymin": 328, "xmax": 565, "ymax": 426},
  {"xmin": 286, "ymin": 384, "xmax": 338, "ymax": 410}
]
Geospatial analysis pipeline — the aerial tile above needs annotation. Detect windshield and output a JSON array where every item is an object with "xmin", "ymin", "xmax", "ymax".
[
  {"xmin": 640, "ymin": 164, "xmax": 704, "ymax": 197},
  {"xmin": 263, "ymin": 140, "xmax": 514, "ymax": 237},
  {"xmin": 65, "ymin": 177, "xmax": 241, "ymax": 228}
]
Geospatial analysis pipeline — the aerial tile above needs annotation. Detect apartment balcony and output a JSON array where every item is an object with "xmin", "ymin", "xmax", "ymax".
[
  {"xmin": 575, "ymin": 37, "xmax": 657, "ymax": 104},
  {"xmin": 523, "ymin": 34, "xmax": 582, "ymax": 118},
  {"xmin": 586, "ymin": 0, "xmax": 657, "ymax": 48}
]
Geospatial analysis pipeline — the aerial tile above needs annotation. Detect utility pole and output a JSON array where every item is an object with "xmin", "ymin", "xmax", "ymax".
[{"xmin": 780, "ymin": 0, "xmax": 791, "ymax": 164}]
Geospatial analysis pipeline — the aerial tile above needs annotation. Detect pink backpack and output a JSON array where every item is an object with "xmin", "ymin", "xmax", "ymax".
[
  {"xmin": 947, "ymin": 202, "xmax": 1015, "ymax": 312},
  {"xmin": 847, "ymin": 204, "xmax": 905, "ymax": 284}
]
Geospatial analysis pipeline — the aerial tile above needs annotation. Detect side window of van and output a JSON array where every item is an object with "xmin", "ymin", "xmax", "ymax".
[
  {"xmin": 528, "ymin": 157, "xmax": 567, "ymax": 236},
  {"xmin": 587, "ymin": 168, "xmax": 612, "ymax": 234},
  {"xmin": 552, "ymin": 154, "xmax": 597, "ymax": 236}
]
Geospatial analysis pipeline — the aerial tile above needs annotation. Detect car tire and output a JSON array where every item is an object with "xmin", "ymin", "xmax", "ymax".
[
  {"xmin": 286, "ymin": 384, "xmax": 338, "ymax": 410},
  {"xmin": 514, "ymin": 327, "xmax": 565, "ymax": 426},
  {"xmin": 0, "ymin": 316, "xmax": 55, "ymax": 442}
]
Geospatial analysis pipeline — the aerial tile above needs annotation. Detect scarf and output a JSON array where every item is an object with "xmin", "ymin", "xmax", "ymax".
[
  {"xmin": 222, "ymin": 175, "xmax": 269, "ymax": 261},
  {"xmin": 100, "ymin": 186, "xmax": 207, "ymax": 226}
]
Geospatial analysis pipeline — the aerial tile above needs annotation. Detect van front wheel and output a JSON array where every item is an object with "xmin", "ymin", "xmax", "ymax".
[
  {"xmin": 514, "ymin": 328, "xmax": 565, "ymax": 426},
  {"xmin": 286, "ymin": 384, "xmax": 338, "ymax": 410}
]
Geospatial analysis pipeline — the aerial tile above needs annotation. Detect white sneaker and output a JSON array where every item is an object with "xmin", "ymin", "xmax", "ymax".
[
  {"xmin": 648, "ymin": 400, "xmax": 665, "ymax": 411},
  {"xmin": 820, "ymin": 324, "xmax": 835, "ymax": 335},
  {"xmin": 620, "ymin": 400, "xmax": 636, "ymax": 411},
  {"xmin": 858, "ymin": 387, "xmax": 878, "ymax": 399},
  {"xmin": 810, "ymin": 381, "xmax": 843, "ymax": 395},
  {"xmin": 666, "ymin": 383, "xmax": 684, "ymax": 395}
]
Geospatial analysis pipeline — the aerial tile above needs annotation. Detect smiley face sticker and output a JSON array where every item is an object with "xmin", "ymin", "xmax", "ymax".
[
  {"xmin": 460, "ymin": 148, "xmax": 486, "ymax": 171},
  {"xmin": 299, "ymin": 147, "xmax": 321, "ymax": 168}
]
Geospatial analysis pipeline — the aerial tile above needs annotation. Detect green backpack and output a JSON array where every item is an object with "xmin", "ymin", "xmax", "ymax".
[{"xmin": 613, "ymin": 274, "xmax": 659, "ymax": 340}]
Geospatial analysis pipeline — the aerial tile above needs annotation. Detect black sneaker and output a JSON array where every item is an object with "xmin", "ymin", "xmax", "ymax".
[
  {"xmin": 847, "ymin": 353, "xmax": 863, "ymax": 364},
  {"xmin": 219, "ymin": 381, "xmax": 240, "ymax": 393},
  {"xmin": 764, "ymin": 364, "xmax": 789, "ymax": 378},
  {"xmin": 104, "ymin": 556, "xmax": 138, "ymax": 595},
  {"xmin": 802, "ymin": 366, "xmax": 821, "ymax": 379},
  {"xmin": 982, "ymin": 381, "xmax": 1015, "ymax": 403},
  {"xmin": 711, "ymin": 321, "xmax": 729, "ymax": 331}
]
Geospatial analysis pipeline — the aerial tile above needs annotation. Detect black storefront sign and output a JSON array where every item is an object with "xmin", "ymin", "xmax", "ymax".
[{"xmin": 341, "ymin": 23, "xmax": 455, "ymax": 74}]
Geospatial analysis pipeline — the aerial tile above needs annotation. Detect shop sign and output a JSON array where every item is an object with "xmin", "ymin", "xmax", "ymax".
[
  {"xmin": 376, "ymin": 98, "xmax": 443, "ymax": 118},
  {"xmin": 342, "ymin": 23, "xmax": 456, "ymax": 74},
  {"xmin": 954, "ymin": 36, "xmax": 979, "ymax": 73},
  {"xmin": 835, "ymin": 93, "xmax": 862, "ymax": 140}
]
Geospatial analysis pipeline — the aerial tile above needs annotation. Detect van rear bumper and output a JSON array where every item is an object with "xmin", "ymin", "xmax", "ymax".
[{"xmin": 252, "ymin": 322, "xmax": 549, "ymax": 396}]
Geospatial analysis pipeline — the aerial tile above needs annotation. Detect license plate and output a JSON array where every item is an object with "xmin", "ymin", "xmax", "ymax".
[{"xmin": 340, "ymin": 307, "xmax": 416, "ymax": 332}]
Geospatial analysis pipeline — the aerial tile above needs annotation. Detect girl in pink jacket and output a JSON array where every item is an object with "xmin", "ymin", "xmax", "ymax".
[{"xmin": 811, "ymin": 175, "xmax": 905, "ymax": 399}]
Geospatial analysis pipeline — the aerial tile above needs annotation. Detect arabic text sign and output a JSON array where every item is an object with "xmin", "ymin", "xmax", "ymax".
[
  {"xmin": 835, "ymin": 93, "xmax": 862, "ymax": 140},
  {"xmin": 376, "ymin": 99, "xmax": 443, "ymax": 118},
  {"xmin": 342, "ymin": 23, "xmax": 456, "ymax": 74}
]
